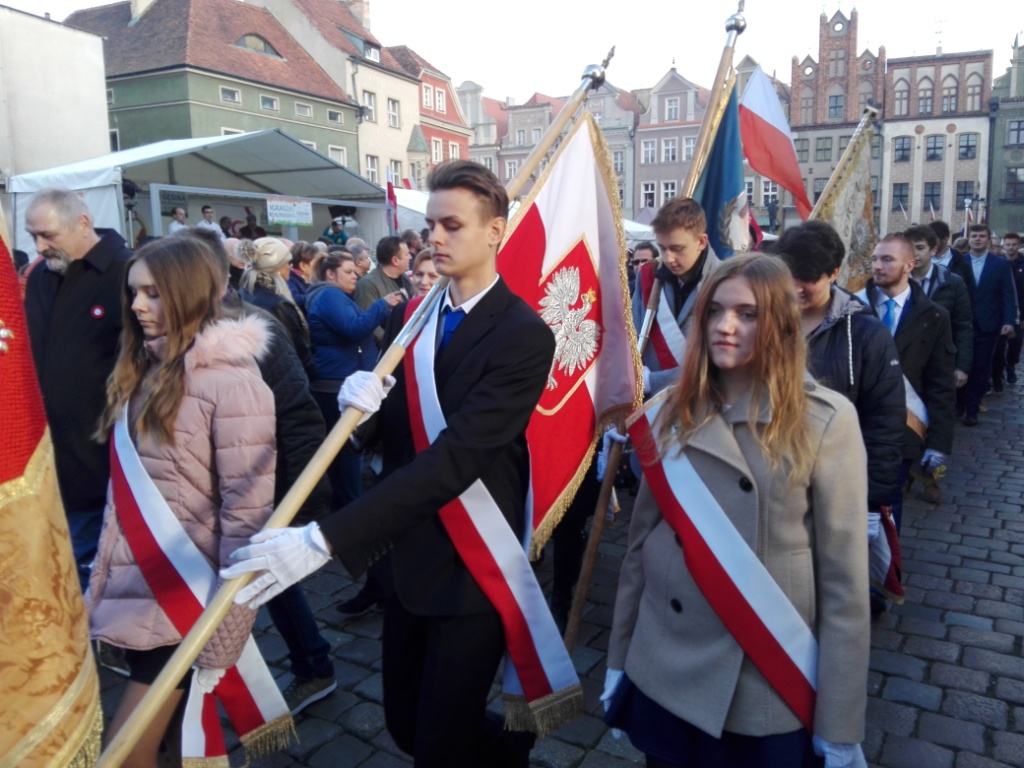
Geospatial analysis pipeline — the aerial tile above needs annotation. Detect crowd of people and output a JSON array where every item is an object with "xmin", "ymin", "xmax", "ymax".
[{"xmin": 15, "ymin": 161, "xmax": 1024, "ymax": 767}]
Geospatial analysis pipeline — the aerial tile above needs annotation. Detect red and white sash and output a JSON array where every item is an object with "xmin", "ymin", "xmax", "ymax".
[
  {"xmin": 639, "ymin": 264, "xmax": 685, "ymax": 370},
  {"xmin": 401, "ymin": 297, "xmax": 583, "ymax": 735},
  {"xmin": 110, "ymin": 411, "xmax": 293, "ymax": 764},
  {"xmin": 904, "ymin": 375, "xmax": 929, "ymax": 440},
  {"xmin": 627, "ymin": 395, "xmax": 818, "ymax": 732}
]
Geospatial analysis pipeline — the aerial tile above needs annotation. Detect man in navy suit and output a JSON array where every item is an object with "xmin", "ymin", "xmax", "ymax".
[
  {"xmin": 225, "ymin": 161, "xmax": 562, "ymax": 767},
  {"xmin": 951, "ymin": 225, "xmax": 1018, "ymax": 425}
]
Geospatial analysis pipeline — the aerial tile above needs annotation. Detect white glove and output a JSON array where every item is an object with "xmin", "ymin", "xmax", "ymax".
[
  {"xmin": 601, "ymin": 668, "xmax": 625, "ymax": 739},
  {"xmin": 867, "ymin": 511, "xmax": 881, "ymax": 542},
  {"xmin": 193, "ymin": 666, "xmax": 226, "ymax": 695},
  {"xmin": 221, "ymin": 523, "xmax": 332, "ymax": 609},
  {"xmin": 338, "ymin": 371, "xmax": 396, "ymax": 425},
  {"xmin": 813, "ymin": 735, "xmax": 867, "ymax": 768},
  {"xmin": 641, "ymin": 366, "xmax": 652, "ymax": 395},
  {"xmin": 597, "ymin": 429, "xmax": 628, "ymax": 481},
  {"xmin": 920, "ymin": 449, "xmax": 948, "ymax": 472}
]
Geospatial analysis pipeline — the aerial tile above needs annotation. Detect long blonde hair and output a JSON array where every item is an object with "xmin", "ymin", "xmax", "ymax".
[
  {"xmin": 655, "ymin": 253, "xmax": 813, "ymax": 483},
  {"xmin": 97, "ymin": 237, "xmax": 224, "ymax": 444}
]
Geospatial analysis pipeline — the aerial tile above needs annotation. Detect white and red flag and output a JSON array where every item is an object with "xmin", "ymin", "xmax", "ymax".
[
  {"xmin": 498, "ymin": 112, "xmax": 642, "ymax": 556},
  {"xmin": 385, "ymin": 167, "xmax": 399, "ymax": 232},
  {"xmin": 739, "ymin": 67, "xmax": 814, "ymax": 221}
]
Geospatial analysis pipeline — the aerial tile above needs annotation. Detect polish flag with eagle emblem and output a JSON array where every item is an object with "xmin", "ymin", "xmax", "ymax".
[{"xmin": 497, "ymin": 112, "xmax": 642, "ymax": 557}]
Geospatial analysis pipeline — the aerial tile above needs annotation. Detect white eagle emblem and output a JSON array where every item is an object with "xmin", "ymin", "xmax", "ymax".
[{"xmin": 538, "ymin": 266, "xmax": 600, "ymax": 390}]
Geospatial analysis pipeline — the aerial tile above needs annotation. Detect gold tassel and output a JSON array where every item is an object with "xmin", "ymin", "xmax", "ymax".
[
  {"xmin": 502, "ymin": 684, "xmax": 585, "ymax": 738},
  {"xmin": 239, "ymin": 713, "xmax": 297, "ymax": 759},
  {"xmin": 181, "ymin": 756, "xmax": 230, "ymax": 768}
]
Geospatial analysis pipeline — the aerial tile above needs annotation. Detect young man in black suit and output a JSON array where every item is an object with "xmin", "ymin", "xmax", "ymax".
[
  {"xmin": 952, "ymin": 225, "xmax": 1018, "ymax": 425},
  {"xmin": 857, "ymin": 234, "xmax": 955, "ymax": 528},
  {"xmin": 224, "ymin": 161, "xmax": 578, "ymax": 767}
]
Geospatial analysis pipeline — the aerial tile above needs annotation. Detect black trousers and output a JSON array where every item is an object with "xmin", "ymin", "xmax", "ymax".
[
  {"xmin": 965, "ymin": 331, "xmax": 1000, "ymax": 416},
  {"xmin": 993, "ymin": 331, "xmax": 1024, "ymax": 384},
  {"xmin": 381, "ymin": 598, "xmax": 535, "ymax": 768}
]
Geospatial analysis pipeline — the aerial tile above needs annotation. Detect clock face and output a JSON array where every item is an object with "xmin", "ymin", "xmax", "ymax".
[{"xmin": 862, "ymin": 59, "xmax": 873, "ymax": 71}]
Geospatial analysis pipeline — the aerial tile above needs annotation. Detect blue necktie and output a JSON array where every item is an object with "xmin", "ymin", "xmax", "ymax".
[
  {"xmin": 439, "ymin": 308, "xmax": 465, "ymax": 353},
  {"xmin": 882, "ymin": 298, "xmax": 896, "ymax": 333}
]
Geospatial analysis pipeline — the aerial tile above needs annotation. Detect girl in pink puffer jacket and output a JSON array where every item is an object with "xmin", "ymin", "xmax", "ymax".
[{"xmin": 87, "ymin": 234, "xmax": 287, "ymax": 765}]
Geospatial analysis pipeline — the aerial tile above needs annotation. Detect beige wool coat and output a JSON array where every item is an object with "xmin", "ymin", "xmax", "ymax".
[
  {"xmin": 87, "ymin": 315, "xmax": 276, "ymax": 669},
  {"xmin": 608, "ymin": 382, "xmax": 869, "ymax": 744}
]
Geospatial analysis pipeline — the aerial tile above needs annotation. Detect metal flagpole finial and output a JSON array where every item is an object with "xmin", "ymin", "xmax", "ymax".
[
  {"xmin": 726, "ymin": 10, "xmax": 747, "ymax": 34},
  {"xmin": 582, "ymin": 47, "xmax": 614, "ymax": 91}
]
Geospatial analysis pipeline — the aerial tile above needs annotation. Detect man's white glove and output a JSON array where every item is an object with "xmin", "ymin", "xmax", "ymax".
[
  {"xmin": 596, "ymin": 429, "xmax": 628, "ymax": 481},
  {"xmin": 641, "ymin": 366, "xmax": 652, "ymax": 395},
  {"xmin": 338, "ymin": 371, "xmax": 396, "ymax": 425},
  {"xmin": 221, "ymin": 522, "xmax": 332, "ymax": 609},
  {"xmin": 867, "ymin": 511, "xmax": 881, "ymax": 542},
  {"xmin": 600, "ymin": 668, "xmax": 625, "ymax": 739},
  {"xmin": 193, "ymin": 666, "xmax": 226, "ymax": 694},
  {"xmin": 812, "ymin": 735, "xmax": 867, "ymax": 768},
  {"xmin": 920, "ymin": 449, "xmax": 948, "ymax": 472}
]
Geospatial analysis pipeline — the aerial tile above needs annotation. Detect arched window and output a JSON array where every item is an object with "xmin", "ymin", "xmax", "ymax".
[
  {"xmin": 235, "ymin": 35, "xmax": 281, "ymax": 58},
  {"xmin": 800, "ymin": 86, "xmax": 814, "ymax": 124},
  {"xmin": 894, "ymin": 79, "xmax": 909, "ymax": 116},
  {"xmin": 918, "ymin": 76, "xmax": 934, "ymax": 115},
  {"xmin": 942, "ymin": 75, "xmax": 959, "ymax": 113},
  {"xmin": 966, "ymin": 73, "xmax": 983, "ymax": 112},
  {"xmin": 827, "ymin": 83, "xmax": 844, "ymax": 121},
  {"xmin": 858, "ymin": 80, "xmax": 874, "ymax": 112}
]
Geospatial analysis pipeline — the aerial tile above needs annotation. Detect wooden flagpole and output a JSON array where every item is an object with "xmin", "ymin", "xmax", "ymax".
[
  {"xmin": 564, "ymin": 4, "xmax": 747, "ymax": 655},
  {"xmin": 96, "ymin": 58, "xmax": 611, "ymax": 768}
]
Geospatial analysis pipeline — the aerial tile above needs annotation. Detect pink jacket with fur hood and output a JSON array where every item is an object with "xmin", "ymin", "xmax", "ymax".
[{"xmin": 87, "ymin": 314, "xmax": 276, "ymax": 669}]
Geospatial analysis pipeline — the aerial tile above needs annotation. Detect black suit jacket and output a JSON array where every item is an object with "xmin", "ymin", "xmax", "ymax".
[
  {"xmin": 863, "ymin": 280, "xmax": 955, "ymax": 456},
  {"xmin": 321, "ymin": 278, "xmax": 556, "ymax": 616},
  {"xmin": 23, "ymin": 229, "xmax": 131, "ymax": 511},
  {"xmin": 951, "ymin": 253, "xmax": 1018, "ymax": 333}
]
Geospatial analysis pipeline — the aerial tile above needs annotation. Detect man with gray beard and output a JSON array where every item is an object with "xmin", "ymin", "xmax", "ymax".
[{"xmin": 23, "ymin": 188, "xmax": 132, "ymax": 596}]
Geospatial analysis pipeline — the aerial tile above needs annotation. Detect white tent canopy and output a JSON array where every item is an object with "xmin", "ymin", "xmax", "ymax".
[
  {"xmin": 10, "ymin": 129, "xmax": 386, "ymax": 253},
  {"xmin": 395, "ymin": 187, "xmax": 655, "ymax": 247}
]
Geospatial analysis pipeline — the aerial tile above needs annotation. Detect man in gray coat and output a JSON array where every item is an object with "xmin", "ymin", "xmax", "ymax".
[{"xmin": 353, "ymin": 235, "xmax": 413, "ymax": 346}]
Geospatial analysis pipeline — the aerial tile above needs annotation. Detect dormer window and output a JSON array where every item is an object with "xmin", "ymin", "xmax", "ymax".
[
  {"xmin": 236, "ymin": 34, "xmax": 281, "ymax": 58},
  {"xmin": 365, "ymin": 46, "xmax": 380, "ymax": 62}
]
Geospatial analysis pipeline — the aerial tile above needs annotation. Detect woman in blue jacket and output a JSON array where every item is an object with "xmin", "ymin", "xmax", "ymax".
[{"xmin": 306, "ymin": 252, "xmax": 402, "ymax": 506}]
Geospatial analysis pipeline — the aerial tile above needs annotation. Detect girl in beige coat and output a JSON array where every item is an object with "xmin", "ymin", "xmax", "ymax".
[
  {"xmin": 606, "ymin": 255, "xmax": 869, "ymax": 768},
  {"xmin": 87, "ymin": 235, "xmax": 277, "ymax": 767}
]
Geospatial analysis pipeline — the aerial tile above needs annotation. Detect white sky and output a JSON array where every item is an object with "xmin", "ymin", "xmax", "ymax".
[{"xmin": 7, "ymin": 0, "xmax": 1018, "ymax": 101}]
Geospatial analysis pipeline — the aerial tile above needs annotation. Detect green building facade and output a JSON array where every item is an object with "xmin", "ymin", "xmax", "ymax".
[{"xmin": 990, "ymin": 37, "xmax": 1024, "ymax": 235}]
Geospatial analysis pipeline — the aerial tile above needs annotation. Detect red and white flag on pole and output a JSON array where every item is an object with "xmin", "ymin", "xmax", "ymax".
[
  {"xmin": 498, "ymin": 113, "xmax": 642, "ymax": 556},
  {"xmin": 929, "ymin": 202, "xmax": 937, "ymax": 222},
  {"xmin": 739, "ymin": 67, "xmax": 814, "ymax": 221},
  {"xmin": 385, "ymin": 167, "xmax": 399, "ymax": 233}
]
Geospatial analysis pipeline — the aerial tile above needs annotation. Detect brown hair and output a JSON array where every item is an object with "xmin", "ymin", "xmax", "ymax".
[
  {"xmin": 655, "ymin": 254, "xmax": 813, "ymax": 483},
  {"xmin": 412, "ymin": 246, "xmax": 435, "ymax": 272},
  {"xmin": 651, "ymin": 197, "xmax": 706, "ymax": 236},
  {"xmin": 313, "ymin": 251, "xmax": 353, "ymax": 282},
  {"xmin": 427, "ymin": 160, "xmax": 509, "ymax": 221},
  {"xmin": 97, "ymin": 237, "xmax": 224, "ymax": 444}
]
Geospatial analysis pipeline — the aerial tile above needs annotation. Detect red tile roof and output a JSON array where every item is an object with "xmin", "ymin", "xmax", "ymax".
[
  {"xmin": 482, "ymin": 95, "xmax": 508, "ymax": 144},
  {"xmin": 288, "ymin": 0, "xmax": 416, "ymax": 80},
  {"xmin": 386, "ymin": 45, "xmax": 444, "ymax": 79},
  {"xmin": 66, "ymin": 0, "xmax": 350, "ymax": 102}
]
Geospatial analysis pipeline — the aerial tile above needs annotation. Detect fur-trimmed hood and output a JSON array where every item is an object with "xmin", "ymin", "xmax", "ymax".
[{"xmin": 144, "ymin": 314, "xmax": 271, "ymax": 370}]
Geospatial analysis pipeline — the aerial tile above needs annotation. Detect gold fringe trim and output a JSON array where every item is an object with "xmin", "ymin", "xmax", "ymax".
[
  {"xmin": 60, "ymin": 706, "xmax": 102, "ymax": 768},
  {"xmin": 870, "ymin": 577, "xmax": 906, "ymax": 605},
  {"xmin": 0, "ymin": 427, "xmax": 53, "ymax": 506},
  {"xmin": 502, "ymin": 684, "xmax": 585, "ymax": 738},
  {"xmin": 181, "ymin": 756, "xmax": 230, "ymax": 768},
  {"xmin": 239, "ymin": 713, "xmax": 297, "ymax": 759},
  {"xmin": 529, "ymin": 442, "xmax": 597, "ymax": 560}
]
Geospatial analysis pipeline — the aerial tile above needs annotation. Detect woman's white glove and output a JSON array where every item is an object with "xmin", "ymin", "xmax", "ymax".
[
  {"xmin": 812, "ymin": 735, "xmax": 867, "ymax": 768},
  {"xmin": 596, "ymin": 429, "xmax": 628, "ymax": 481},
  {"xmin": 338, "ymin": 371, "xmax": 396, "ymax": 425},
  {"xmin": 221, "ymin": 523, "xmax": 332, "ymax": 609},
  {"xmin": 193, "ymin": 666, "xmax": 226, "ymax": 694},
  {"xmin": 601, "ymin": 668, "xmax": 625, "ymax": 739}
]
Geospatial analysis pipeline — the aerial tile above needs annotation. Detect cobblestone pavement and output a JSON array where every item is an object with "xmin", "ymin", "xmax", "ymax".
[{"xmin": 96, "ymin": 383, "xmax": 1024, "ymax": 767}]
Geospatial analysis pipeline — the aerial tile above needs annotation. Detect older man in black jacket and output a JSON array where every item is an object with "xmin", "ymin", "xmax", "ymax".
[
  {"xmin": 23, "ymin": 189, "xmax": 132, "ymax": 591},
  {"xmin": 857, "ymin": 234, "xmax": 955, "ymax": 529}
]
